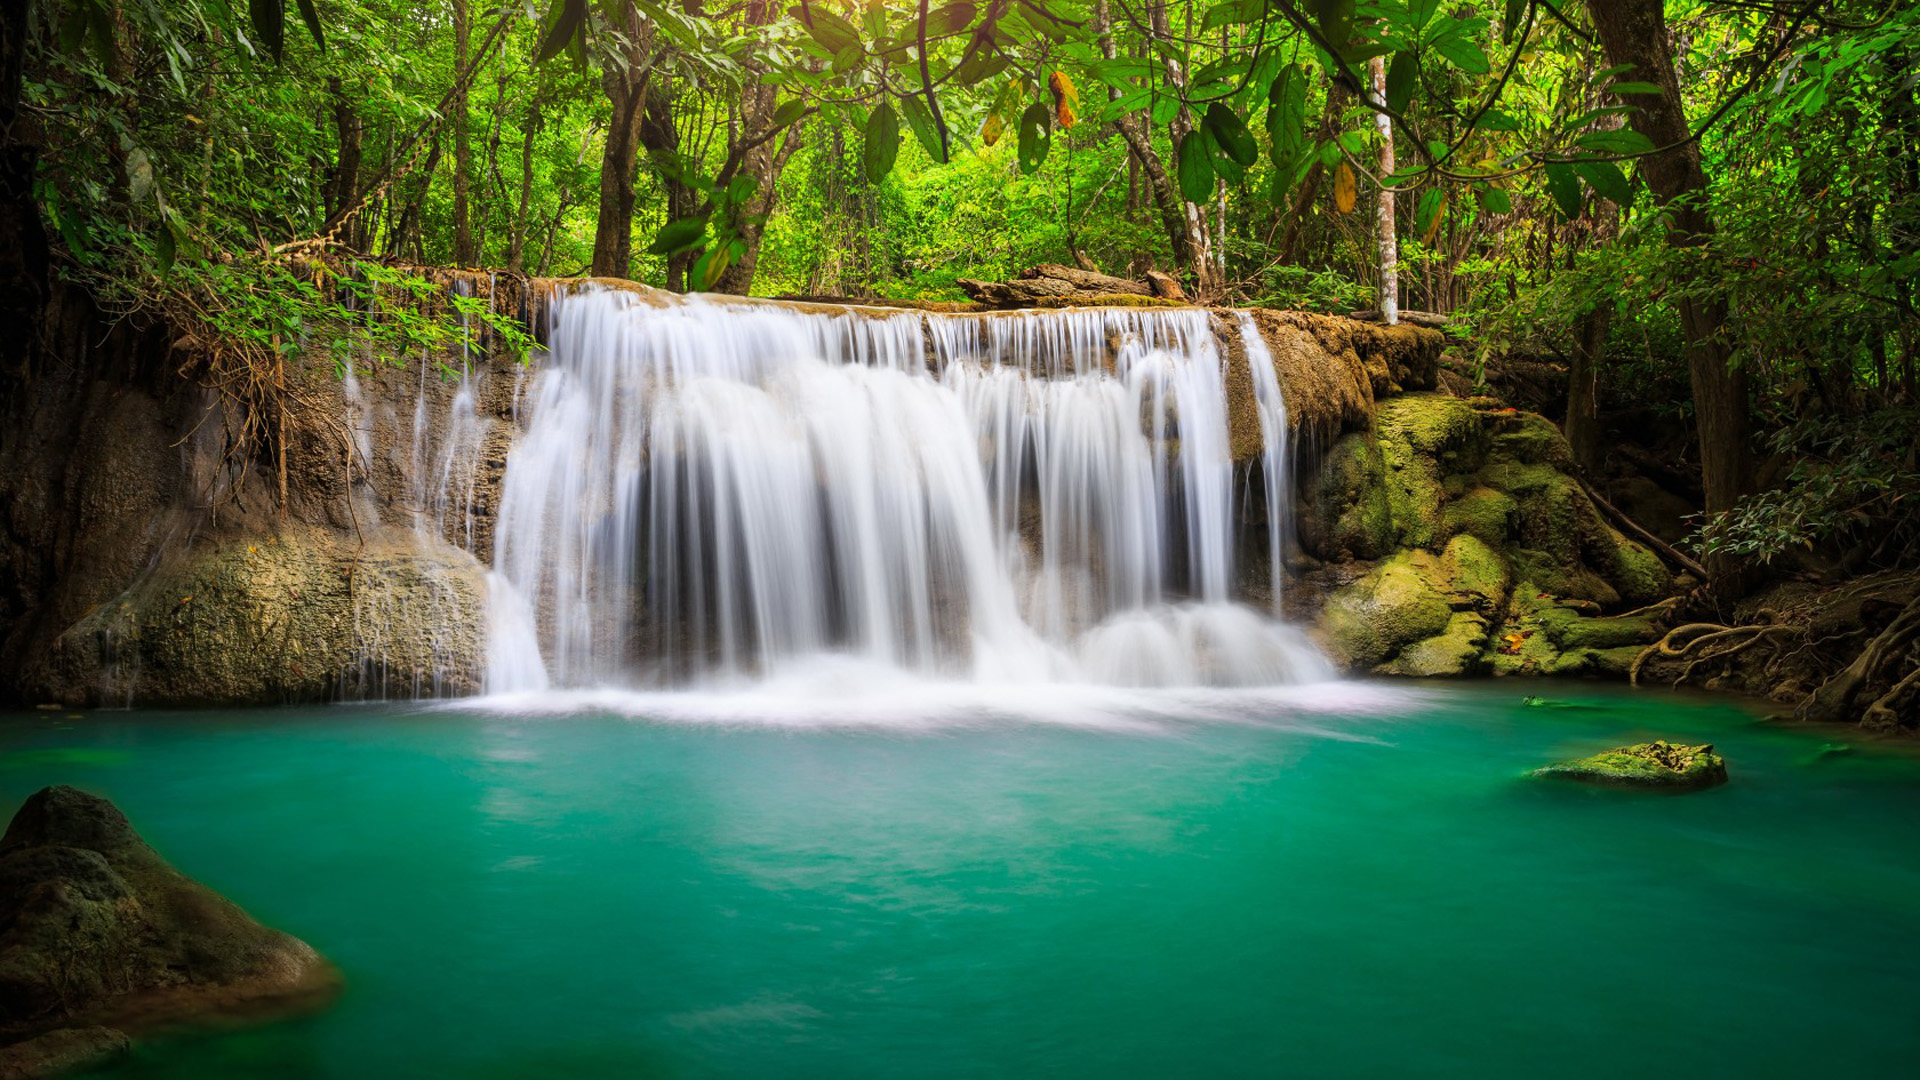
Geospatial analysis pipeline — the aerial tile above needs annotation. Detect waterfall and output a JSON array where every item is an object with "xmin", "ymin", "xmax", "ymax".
[
  {"xmin": 1239, "ymin": 313, "xmax": 1292, "ymax": 611},
  {"xmin": 484, "ymin": 286, "xmax": 1330, "ymax": 692}
]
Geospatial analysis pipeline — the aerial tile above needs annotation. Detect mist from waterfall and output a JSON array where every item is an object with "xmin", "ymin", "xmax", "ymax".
[{"xmin": 484, "ymin": 287, "xmax": 1331, "ymax": 695}]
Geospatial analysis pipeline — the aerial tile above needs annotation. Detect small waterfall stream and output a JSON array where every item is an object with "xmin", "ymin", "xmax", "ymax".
[{"xmin": 484, "ymin": 287, "xmax": 1330, "ymax": 693}]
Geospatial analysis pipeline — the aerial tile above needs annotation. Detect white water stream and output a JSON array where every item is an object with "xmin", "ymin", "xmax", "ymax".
[{"xmin": 483, "ymin": 287, "xmax": 1330, "ymax": 694}]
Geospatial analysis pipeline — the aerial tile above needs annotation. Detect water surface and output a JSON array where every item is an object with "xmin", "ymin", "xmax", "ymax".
[{"xmin": 2, "ymin": 683, "xmax": 1916, "ymax": 1078}]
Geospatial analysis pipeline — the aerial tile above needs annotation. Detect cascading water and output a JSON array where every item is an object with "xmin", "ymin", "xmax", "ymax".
[{"xmin": 484, "ymin": 286, "xmax": 1331, "ymax": 694}]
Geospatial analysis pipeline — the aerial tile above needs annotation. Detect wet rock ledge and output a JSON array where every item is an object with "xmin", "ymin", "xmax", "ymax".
[{"xmin": 0, "ymin": 786, "xmax": 338, "ymax": 1077}]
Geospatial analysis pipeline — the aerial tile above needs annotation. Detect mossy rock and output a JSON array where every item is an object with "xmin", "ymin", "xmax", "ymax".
[
  {"xmin": 1533, "ymin": 741, "xmax": 1729, "ymax": 791},
  {"xmin": 1302, "ymin": 432, "xmax": 1396, "ymax": 560},
  {"xmin": 1316, "ymin": 551, "xmax": 1455, "ymax": 669},
  {"xmin": 1373, "ymin": 395, "xmax": 1488, "ymax": 550},
  {"xmin": 1606, "ymin": 532, "xmax": 1671, "ymax": 607},
  {"xmin": 1486, "ymin": 411, "xmax": 1577, "ymax": 470},
  {"xmin": 1535, "ymin": 606, "xmax": 1661, "ymax": 651},
  {"xmin": 1379, "ymin": 612, "xmax": 1490, "ymax": 677},
  {"xmin": 1442, "ymin": 485, "xmax": 1517, "ymax": 547},
  {"xmin": 1439, "ymin": 534, "xmax": 1510, "ymax": 611}
]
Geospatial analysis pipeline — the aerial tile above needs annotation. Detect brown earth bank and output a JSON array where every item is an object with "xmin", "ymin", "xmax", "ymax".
[
  {"xmin": 0, "ymin": 263, "xmax": 1907, "ymax": 730},
  {"xmin": 0, "ymin": 786, "xmax": 338, "ymax": 1079}
]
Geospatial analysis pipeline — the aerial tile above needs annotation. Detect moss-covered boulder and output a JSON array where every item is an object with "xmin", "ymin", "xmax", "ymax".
[
  {"xmin": 1301, "ymin": 392, "xmax": 1679, "ymax": 681},
  {"xmin": 1317, "ymin": 552, "xmax": 1456, "ymax": 669},
  {"xmin": 0, "ymin": 787, "xmax": 339, "ymax": 1066},
  {"xmin": 1533, "ymin": 741, "xmax": 1729, "ymax": 791}
]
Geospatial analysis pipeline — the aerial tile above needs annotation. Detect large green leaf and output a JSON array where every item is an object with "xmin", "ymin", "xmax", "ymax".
[
  {"xmin": 294, "ymin": 0, "xmax": 323, "ymax": 52},
  {"xmin": 788, "ymin": 5, "xmax": 862, "ymax": 54},
  {"xmin": 535, "ymin": 0, "xmax": 585, "ymax": 65},
  {"xmin": 1477, "ymin": 186, "xmax": 1513, "ymax": 214},
  {"xmin": 771, "ymin": 99, "xmax": 809, "ymax": 128},
  {"xmin": 1433, "ymin": 36, "xmax": 1489, "ymax": 75},
  {"xmin": 249, "ymin": 0, "xmax": 285, "ymax": 63},
  {"xmin": 647, "ymin": 217, "xmax": 707, "ymax": 256},
  {"xmin": 900, "ymin": 94, "xmax": 948, "ymax": 164},
  {"xmin": 1572, "ymin": 160, "xmax": 1631, "ymax": 205},
  {"xmin": 1314, "ymin": 0, "xmax": 1355, "ymax": 54},
  {"xmin": 864, "ymin": 102, "xmax": 901, "ymax": 183},
  {"xmin": 1267, "ymin": 63, "xmax": 1307, "ymax": 167},
  {"xmin": 1017, "ymin": 103, "xmax": 1051, "ymax": 174},
  {"xmin": 1204, "ymin": 103, "xmax": 1258, "ymax": 167},
  {"xmin": 1177, "ymin": 131, "xmax": 1215, "ymax": 204},
  {"xmin": 1575, "ymin": 128, "xmax": 1655, "ymax": 155},
  {"xmin": 1385, "ymin": 51, "xmax": 1418, "ymax": 113},
  {"xmin": 1543, "ymin": 162, "xmax": 1582, "ymax": 218}
]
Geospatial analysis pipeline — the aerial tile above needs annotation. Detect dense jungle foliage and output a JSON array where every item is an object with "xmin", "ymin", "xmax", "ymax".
[{"xmin": 2, "ymin": 0, "xmax": 1917, "ymax": 582}]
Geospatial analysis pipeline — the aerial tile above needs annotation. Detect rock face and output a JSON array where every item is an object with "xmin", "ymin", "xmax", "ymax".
[
  {"xmin": 1301, "ymin": 394, "xmax": 1672, "ymax": 676},
  {"xmin": 24, "ymin": 526, "xmax": 488, "ymax": 707},
  {"xmin": 0, "ymin": 787, "xmax": 338, "ymax": 1074},
  {"xmin": 1534, "ymin": 741, "xmax": 1729, "ymax": 791}
]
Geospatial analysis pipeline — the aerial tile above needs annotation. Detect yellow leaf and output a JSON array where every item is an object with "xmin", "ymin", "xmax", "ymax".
[
  {"xmin": 1333, "ymin": 162, "xmax": 1356, "ymax": 214},
  {"xmin": 981, "ymin": 111, "xmax": 1005, "ymax": 147},
  {"xmin": 1049, "ymin": 70, "xmax": 1078, "ymax": 130}
]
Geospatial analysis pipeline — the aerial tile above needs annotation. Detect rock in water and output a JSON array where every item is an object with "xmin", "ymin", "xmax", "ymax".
[
  {"xmin": 1533, "ymin": 741, "xmax": 1729, "ymax": 791},
  {"xmin": 0, "ymin": 786, "xmax": 339, "ymax": 1075}
]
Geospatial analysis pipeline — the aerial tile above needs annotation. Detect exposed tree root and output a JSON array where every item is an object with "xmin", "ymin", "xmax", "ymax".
[{"xmin": 1796, "ymin": 595, "xmax": 1920, "ymax": 727}]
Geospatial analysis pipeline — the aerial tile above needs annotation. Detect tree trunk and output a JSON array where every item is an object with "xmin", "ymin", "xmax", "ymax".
[
  {"xmin": 1588, "ymin": 0, "xmax": 1752, "ymax": 535},
  {"xmin": 592, "ymin": 2, "xmax": 652, "ymax": 278},
  {"xmin": 507, "ymin": 96, "xmax": 542, "ymax": 272},
  {"xmin": 1146, "ymin": 0, "xmax": 1221, "ymax": 296},
  {"xmin": 712, "ymin": 2, "xmax": 800, "ymax": 295},
  {"xmin": 1565, "ymin": 301, "xmax": 1610, "ymax": 473},
  {"xmin": 1095, "ymin": 0, "xmax": 1217, "ymax": 297},
  {"xmin": 325, "ymin": 77, "xmax": 364, "ymax": 249},
  {"xmin": 1369, "ymin": 55, "xmax": 1398, "ymax": 325},
  {"xmin": 451, "ymin": 0, "xmax": 475, "ymax": 265}
]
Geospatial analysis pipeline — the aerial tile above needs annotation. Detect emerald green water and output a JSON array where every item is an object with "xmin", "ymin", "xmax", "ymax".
[{"xmin": 3, "ymin": 683, "xmax": 1918, "ymax": 1078}]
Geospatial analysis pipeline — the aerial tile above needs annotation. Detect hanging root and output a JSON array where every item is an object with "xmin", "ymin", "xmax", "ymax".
[{"xmin": 1629, "ymin": 622, "xmax": 1794, "ymax": 687}]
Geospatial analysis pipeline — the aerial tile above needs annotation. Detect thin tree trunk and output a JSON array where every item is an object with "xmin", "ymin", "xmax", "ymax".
[{"xmin": 1369, "ymin": 55, "xmax": 1397, "ymax": 324}]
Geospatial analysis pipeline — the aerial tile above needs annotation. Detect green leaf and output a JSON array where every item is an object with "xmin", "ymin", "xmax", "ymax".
[
  {"xmin": 1574, "ymin": 128, "xmax": 1655, "ymax": 155},
  {"xmin": 1473, "ymin": 109, "xmax": 1520, "ymax": 131},
  {"xmin": 900, "ymin": 94, "xmax": 948, "ymax": 164},
  {"xmin": 1314, "ymin": 0, "xmax": 1355, "ymax": 54},
  {"xmin": 1477, "ymin": 186, "xmax": 1512, "ymax": 214},
  {"xmin": 1204, "ymin": 103, "xmax": 1259, "ymax": 167},
  {"xmin": 1177, "ymin": 131, "xmax": 1215, "ymax": 204},
  {"xmin": 1433, "ymin": 36, "xmax": 1489, "ymax": 75},
  {"xmin": 788, "ymin": 5, "xmax": 862, "ymax": 54},
  {"xmin": 934, "ymin": 2, "xmax": 977, "ymax": 34},
  {"xmin": 249, "ymin": 0, "xmax": 285, "ymax": 63},
  {"xmin": 771, "ymin": 99, "xmax": 808, "ymax": 128},
  {"xmin": 155, "ymin": 223, "xmax": 178, "ymax": 277},
  {"xmin": 1385, "ymin": 52, "xmax": 1417, "ymax": 114},
  {"xmin": 1267, "ymin": 63, "xmax": 1307, "ymax": 166},
  {"xmin": 294, "ymin": 0, "xmax": 323, "ymax": 52},
  {"xmin": 1202, "ymin": 0, "xmax": 1265, "ymax": 33},
  {"xmin": 1607, "ymin": 81, "xmax": 1663, "ymax": 95},
  {"xmin": 1543, "ymin": 162, "xmax": 1582, "ymax": 218},
  {"xmin": 1501, "ymin": 0, "xmax": 1525, "ymax": 44},
  {"xmin": 535, "ymin": 0, "xmax": 584, "ymax": 65},
  {"xmin": 1572, "ymin": 160, "xmax": 1631, "ymax": 205},
  {"xmin": 647, "ymin": 217, "xmax": 707, "ymax": 256},
  {"xmin": 1415, "ymin": 188, "xmax": 1443, "ymax": 236},
  {"xmin": 832, "ymin": 44, "xmax": 865, "ymax": 74},
  {"xmin": 1409, "ymin": 0, "xmax": 1440, "ymax": 31},
  {"xmin": 1017, "ymin": 102, "xmax": 1051, "ymax": 174},
  {"xmin": 864, "ymin": 102, "xmax": 901, "ymax": 183}
]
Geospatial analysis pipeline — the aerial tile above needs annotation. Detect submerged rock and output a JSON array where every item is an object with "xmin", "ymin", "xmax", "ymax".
[
  {"xmin": 1534, "ymin": 741, "xmax": 1729, "ymax": 791},
  {"xmin": 0, "ymin": 786, "xmax": 339, "ymax": 1072}
]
